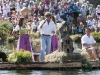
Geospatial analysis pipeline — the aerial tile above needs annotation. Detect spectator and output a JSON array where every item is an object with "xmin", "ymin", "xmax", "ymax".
[
  {"xmin": 32, "ymin": 20, "xmax": 39, "ymax": 32},
  {"xmin": 2, "ymin": 3, "xmax": 8, "ymax": 18},
  {"xmin": 96, "ymin": 5, "xmax": 100, "ymax": 19},
  {"xmin": 87, "ymin": 16, "xmax": 95, "ymax": 27},
  {"xmin": 73, "ymin": 3, "xmax": 79, "ymax": 21},
  {"xmin": 72, "ymin": 24, "xmax": 77, "ymax": 34},
  {"xmin": 77, "ymin": 14, "xmax": 84, "ymax": 26},
  {"xmin": 91, "ymin": 21, "xmax": 98, "ymax": 32},
  {"xmin": 78, "ymin": 22, "xmax": 84, "ymax": 34},
  {"xmin": 80, "ymin": 5, "xmax": 87, "ymax": 21}
]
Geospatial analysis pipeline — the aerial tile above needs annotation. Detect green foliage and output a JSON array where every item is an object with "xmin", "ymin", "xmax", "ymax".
[
  {"xmin": 8, "ymin": 50, "xmax": 32, "ymax": 63},
  {"xmin": 8, "ymin": 36, "xmax": 15, "ymax": 43},
  {"xmin": 70, "ymin": 34, "xmax": 82, "ymax": 43},
  {"xmin": 91, "ymin": 32, "xmax": 100, "ymax": 42},
  {"xmin": 82, "ymin": 60, "xmax": 92, "ymax": 71},
  {"xmin": 70, "ymin": 32, "xmax": 100, "ymax": 43},
  {"xmin": 0, "ymin": 21, "xmax": 12, "ymax": 41},
  {"xmin": 56, "ymin": 29, "xmax": 59, "ymax": 36},
  {"xmin": 88, "ymin": 0, "xmax": 100, "ymax": 7},
  {"xmin": 65, "ymin": 53, "xmax": 84, "ymax": 61}
]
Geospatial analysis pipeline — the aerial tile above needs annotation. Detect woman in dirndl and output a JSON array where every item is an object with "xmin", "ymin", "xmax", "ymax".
[{"xmin": 12, "ymin": 18, "xmax": 34, "ymax": 61}]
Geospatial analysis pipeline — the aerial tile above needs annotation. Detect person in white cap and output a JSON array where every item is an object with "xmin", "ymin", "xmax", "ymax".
[
  {"xmin": 6, "ymin": 1, "xmax": 10, "ymax": 14},
  {"xmin": 96, "ymin": 5, "xmax": 100, "ymax": 19},
  {"xmin": 2, "ymin": 3, "xmax": 8, "ymax": 18},
  {"xmin": 0, "ymin": 3, "xmax": 2, "ymax": 14},
  {"xmin": 9, "ymin": 0, "xmax": 15, "ymax": 11},
  {"xmin": 80, "ymin": 5, "xmax": 87, "ymax": 21},
  {"xmin": 16, "ymin": 0, "xmax": 21, "ymax": 13},
  {"xmin": 20, "ymin": 3, "xmax": 30, "ymax": 21},
  {"xmin": 68, "ymin": 0, "xmax": 75, "ymax": 5}
]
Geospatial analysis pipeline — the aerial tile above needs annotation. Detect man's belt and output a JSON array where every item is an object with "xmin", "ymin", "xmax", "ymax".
[{"xmin": 42, "ymin": 34, "xmax": 50, "ymax": 36}]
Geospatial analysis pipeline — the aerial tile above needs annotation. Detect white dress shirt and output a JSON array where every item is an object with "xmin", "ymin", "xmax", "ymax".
[{"xmin": 38, "ymin": 20, "xmax": 56, "ymax": 35}]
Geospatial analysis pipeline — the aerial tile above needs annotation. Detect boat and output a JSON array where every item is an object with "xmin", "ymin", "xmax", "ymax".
[{"xmin": 0, "ymin": 61, "xmax": 99, "ymax": 70}]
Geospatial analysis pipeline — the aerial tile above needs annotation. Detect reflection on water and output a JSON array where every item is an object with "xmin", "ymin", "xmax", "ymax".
[
  {"xmin": 0, "ymin": 70, "xmax": 100, "ymax": 75},
  {"xmin": 0, "ymin": 40, "xmax": 17, "ymax": 50}
]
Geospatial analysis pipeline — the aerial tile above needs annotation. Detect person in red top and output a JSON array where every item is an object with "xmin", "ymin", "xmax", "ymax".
[{"xmin": 33, "ymin": 4, "xmax": 38, "ymax": 15}]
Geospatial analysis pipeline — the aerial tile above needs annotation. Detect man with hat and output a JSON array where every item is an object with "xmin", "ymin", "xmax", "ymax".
[
  {"xmin": 20, "ymin": 3, "xmax": 29, "ymax": 21},
  {"xmin": 38, "ymin": 12, "xmax": 56, "ymax": 62}
]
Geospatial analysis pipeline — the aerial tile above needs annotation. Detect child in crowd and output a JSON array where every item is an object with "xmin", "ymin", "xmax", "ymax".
[
  {"xmin": 54, "ymin": 12, "xmax": 60, "ymax": 23},
  {"xmin": 91, "ymin": 21, "xmax": 98, "ymax": 32},
  {"xmin": 32, "ymin": 20, "xmax": 39, "ymax": 32},
  {"xmin": 78, "ymin": 22, "xmax": 84, "ymax": 34},
  {"xmin": 67, "ymin": 15, "xmax": 73, "ymax": 26},
  {"xmin": 72, "ymin": 24, "xmax": 77, "ymax": 34}
]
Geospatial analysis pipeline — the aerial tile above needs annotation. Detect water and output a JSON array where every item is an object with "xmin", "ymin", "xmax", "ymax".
[{"xmin": 0, "ymin": 70, "xmax": 100, "ymax": 75}]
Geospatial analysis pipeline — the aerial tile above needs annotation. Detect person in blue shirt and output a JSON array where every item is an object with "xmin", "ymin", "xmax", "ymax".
[
  {"xmin": 78, "ymin": 22, "xmax": 84, "ymax": 34},
  {"xmin": 69, "ymin": 4, "xmax": 74, "ymax": 11},
  {"xmin": 72, "ymin": 24, "xmax": 77, "ymax": 34},
  {"xmin": 26, "ymin": 0, "xmax": 30, "ymax": 8},
  {"xmin": 32, "ymin": 20, "xmax": 39, "ymax": 32},
  {"xmin": 73, "ymin": 4, "xmax": 79, "ymax": 21}
]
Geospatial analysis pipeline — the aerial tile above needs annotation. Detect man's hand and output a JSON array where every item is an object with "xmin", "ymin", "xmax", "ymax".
[
  {"xmin": 83, "ymin": 43, "xmax": 97, "ymax": 47},
  {"xmin": 91, "ymin": 43, "xmax": 97, "ymax": 47},
  {"xmin": 40, "ymin": 19, "xmax": 47, "ymax": 28}
]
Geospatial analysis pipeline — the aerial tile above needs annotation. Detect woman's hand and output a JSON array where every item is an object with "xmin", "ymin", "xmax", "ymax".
[{"xmin": 12, "ymin": 31, "xmax": 19, "ymax": 37}]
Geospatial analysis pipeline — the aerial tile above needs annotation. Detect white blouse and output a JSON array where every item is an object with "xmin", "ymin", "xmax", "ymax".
[{"xmin": 14, "ymin": 25, "xmax": 30, "ymax": 31}]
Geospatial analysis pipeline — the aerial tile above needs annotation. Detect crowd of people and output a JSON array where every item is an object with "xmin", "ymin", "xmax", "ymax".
[
  {"xmin": 0, "ymin": 0, "xmax": 100, "ymax": 34},
  {"xmin": 0, "ymin": 0, "xmax": 100, "ymax": 61}
]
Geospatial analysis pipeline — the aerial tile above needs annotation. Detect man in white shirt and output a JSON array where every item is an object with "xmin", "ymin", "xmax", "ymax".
[
  {"xmin": 38, "ymin": 12, "xmax": 56, "ymax": 61},
  {"xmin": 81, "ymin": 27, "xmax": 99, "ymax": 60}
]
